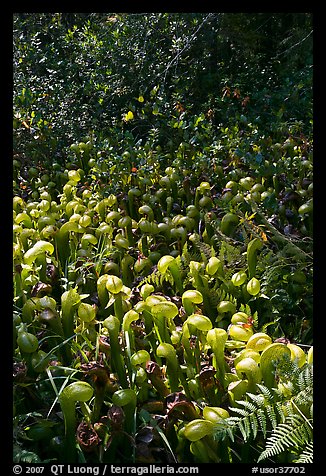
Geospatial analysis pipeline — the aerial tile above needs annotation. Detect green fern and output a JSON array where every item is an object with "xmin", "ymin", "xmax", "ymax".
[
  {"xmin": 275, "ymin": 357, "xmax": 313, "ymax": 409},
  {"xmin": 138, "ymin": 268, "xmax": 174, "ymax": 289},
  {"xmin": 203, "ymin": 280, "xmax": 238, "ymax": 314},
  {"xmin": 207, "ymin": 282, "xmax": 225, "ymax": 308},
  {"xmin": 294, "ymin": 442, "xmax": 313, "ymax": 463},
  {"xmin": 258, "ymin": 413, "xmax": 312, "ymax": 462},
  {"xmin": 138, "ymin": 255, "xmax": 187, "ymax": 291},
  {"xmin": 213, "ymin": 363, "xmax": 313, "ymax": 463},
  {"xmin": 218, "ymin": 240, "xmax": 245, "ymax": 280},
  {"xmin": 188, "ymin": 233, "xmax": 215, "ymax": 264},
  {"xmin": 222, "ymin": 387, "xmax": 279, "ymax": 442},
  {"xmin": 181, "ymin": 241, "xmax": 202, "ymax": 267}
]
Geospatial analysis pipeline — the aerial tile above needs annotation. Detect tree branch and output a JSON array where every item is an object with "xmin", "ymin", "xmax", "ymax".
[{"xmin": 162, "ymin": 13, "xmax": 217, "ymax": 86}]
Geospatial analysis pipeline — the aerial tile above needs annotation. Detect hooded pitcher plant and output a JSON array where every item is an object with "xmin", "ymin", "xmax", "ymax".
[
  {"xmin": 103, "ymin": 315, "xmax": 128, "ymax": 388},
  {"xmin": 260, "ymin": 343, "xmax": 291, "ymax": 389},
  {"xmin": 130, "ymin": 350, "xmax": 151, "ymax": 401},
  {"xmin": 37, "ymin": 296, "xmax": 64, "ymax": 339},
  {"xmin": 122, "ymin": 309, "xmax": 141, "ymax": 383},
  {"xmin": 16, "ymin": 323, "xmax": 39, "ymax": 373},
  {"xmin": 112, "ymin": 388, "xmax": 137, "ymax": 436},
  {"xmin": 118, "ymin": 215, "xmax": 134, "ymax": 246},
  {"xmin": 104, "ymin": 275, "xmax": 132, "ymax": 323},
  {"xmin": 59, "ymin": 381, "xmax": 94, "ymax": 462},
  {"xmin": 24, "ymin": 240, "xmax": 54, "ymax": 283},
  {"xmin": 75, "ymin": 302, "xmax": 97, "ymax": 343},
  {"xmin": 182, "ymin": 418, "xmax": 221, "ymax": 463},
  {"xmin": 188, "ymin": 260, "xmax": 215, "ymax": 321},
  {"xmin": 156, "ymin": 343, "xmax": 184, "ymax": 394},
  {"xmin": 54, "ymin": 221, "xmax": 84, "ymax": 271},
  {"xmin": 157, "ymin": 255, "xmax": 184, "ymax": 294},
  {"xmin": 235, "ymin": 357, "xmax": 262, "ymax": 393},
  {"xmin": 206, "ymin": 328, "xmax": 228, "ymax": 386},
  {"xmin": 61, "ymin": 288, "xmax": 81, "ymax": 340},
  {"xmin": 60, "ymin": 288, "xmax": 82, "ymax": 363},
  {"xmin": 182, "ymin": 313, "xmax": 212, "ymax": 375},
  {"xmin": 97, "ymin": 274, "xmax": 110, "ymax": 316},
  {"xmin": 150, "ymin": 299, "xmax": 178, "ymax": 345},
  {"xmin": 133, "ymin": 299, "xmax": 158, "ymax": 356},
  {"xmin": 182, "ymin": 289, "xmax": 203, "ymax": 316}
]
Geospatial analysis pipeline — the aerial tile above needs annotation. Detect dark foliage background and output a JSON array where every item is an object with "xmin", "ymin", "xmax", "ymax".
[{"xmin": 13, "ymin": 13, "xmax": 312, "ymax": 161}]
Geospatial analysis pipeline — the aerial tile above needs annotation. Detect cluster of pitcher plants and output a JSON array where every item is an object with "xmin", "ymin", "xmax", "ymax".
[{"xmin": 13, "ymin": 131, "xmax": 313, "ymax": 464}]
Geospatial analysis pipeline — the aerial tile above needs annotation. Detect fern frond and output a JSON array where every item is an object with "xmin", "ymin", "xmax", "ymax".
[
  {"xmin": 218, "ymin": 240, "xmax": 244, "ymax": 270},
  {"xmin": 249, "ymin": 411, "xmax": 259, "ymax": 440},
  {"xmin": 205, "ymin": 282, "xmax": 237, "ymax": 309},
  {"xmin": 216, "ymin": 290, "xmax": 237, "ymax": 307},
  {"xmin": 276, "ymin": 363, "xmax": 313, "ymax": 418},
  {"xmin": 235, "ymin": 400, "xmax": 258, "ymax": 413},
  {"xmin": 283, "ymin": 400, "xmax": 296, "ymax": 419},
  {"xmin": 294, "ymin": 442, "xmax": 313, "ymax": 463},
  {"xmin": 256, "ymin": 383, "xmax": 276, "ymax": 403},
  {"xmin": 181, "ymin": 242, "xmax": 200, "ymax": 267},
  {"xmin": 238, "ymin": 417, "xmax": 250, "ymax": 442},
  {"xmin": 276, "ymin": 357, "xmax": 301, "ymax": 381},
  {"xmin": 212, "ymin": 418, "xmax": 237, "ymax": 442},
  {"xmin": 258, "ymin": 414, "xmax": 313, "ymax": 462},
  {"xmin": 218, "ymin": 363, "xmax": 313, "ymax": 462},
  {"xmin": 138, "ymin": 268, "xmax": 174, "ymax": 289},
  {"xmin": 230, "ymin": 406, "xmax": 252, "ymax": 418},
  {"xmin": 296, "ymin": 364, "xmax": 313, "ymax": 397},
  {"xmin": 182, "ymin": 242, "xmax": 202, "ymax": 266},
  {"xmin": 246, "ymin": 392, "xmax": 265, "ymax": 408},
  {"xmin": 257, "ymin": 408, "xmax": 267, "ymax": 438},
  {"xmin": 266, "ymin": 403, "xmax": 279, "ymax": 428},
  {"xmin": 188, "ymin": 233, "xmax": 214, "ymax": 264},
  {"xmin": 295, "ymin": 386, "xmax": 313, "ymax": 407},
  {"xmin": 216, "ymin": 392, "xmax": 276, "ymax": 443}
]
